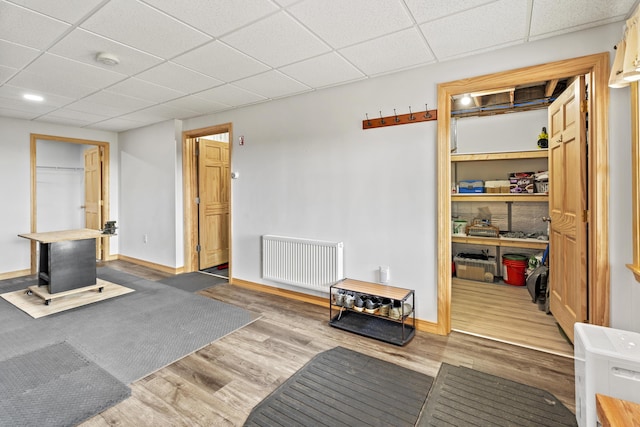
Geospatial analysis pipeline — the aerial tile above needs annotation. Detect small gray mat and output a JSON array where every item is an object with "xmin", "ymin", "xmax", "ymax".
[
  {"xmin": 0, "ymin": 341, "xmax": 130, "ymax": 427},
  {"xmin": 158, "ymin": 271, "xmax": 227, "ymax": 293},
  {"xmin": 418, "ymin": 363, "xmax": 577, "ymax": 426},
  {"xmin": 244, "ymin": 346, "xmax": 434, "ymax": 427}
]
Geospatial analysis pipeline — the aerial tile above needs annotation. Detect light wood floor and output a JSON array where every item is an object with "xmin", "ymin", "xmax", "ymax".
[
  {"xmin": 452, "ymin": 277, "xmax": 575, "ymax": 357},
  {"xmin": 82, "ymin": 260, "xmax": 576, "ymax": 426}
]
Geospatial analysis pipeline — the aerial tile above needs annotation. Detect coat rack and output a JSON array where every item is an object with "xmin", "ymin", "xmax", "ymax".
[{"xmin": 362, "ymin": 105, "xmax": 437, "ymax": 130}]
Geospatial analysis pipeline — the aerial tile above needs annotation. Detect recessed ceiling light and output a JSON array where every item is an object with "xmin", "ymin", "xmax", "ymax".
[
  {"xmin": 460, "ymin": 94, "xmax": 472, "ymax": 106},
  {"xmin": 95, "ymin": 52, "xmax": 120, "ymax": 66},
  {"xmin": 23, "ymin": 94, "xmax": 44, "ymax": 102}
]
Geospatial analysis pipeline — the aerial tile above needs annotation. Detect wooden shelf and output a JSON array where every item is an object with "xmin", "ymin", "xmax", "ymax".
[
  {"xmin": 452, "ymin": 193, "xmax": 548, "ymax": 202},
  {"xmin": 451, "ymin": 150, "xmax": 548, "ymax": 162},
  {"xmin": 452, "ymin": 235, "xmax": 548, "ymax": 250},
  {"xmin": 333, "ymin": 278, "xmax": 413, "ymax": 300}
]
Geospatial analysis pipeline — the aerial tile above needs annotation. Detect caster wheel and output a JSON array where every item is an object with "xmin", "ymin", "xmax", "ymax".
[
  {"xmin": 45, "ymin": 300, "xmax": 51, "ymax": 306},
  {"xmin": 98, "ymin": 287, "xmax": 104, "ymax": 293},
  {"xmin": 26, "ymin": 290, "xmax": 32, "ymax": 296}
]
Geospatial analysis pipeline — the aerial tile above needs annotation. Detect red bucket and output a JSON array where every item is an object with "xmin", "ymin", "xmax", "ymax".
[{"xmin": 502, "ymin": 255, "xmax": 527, "ymax": 286}]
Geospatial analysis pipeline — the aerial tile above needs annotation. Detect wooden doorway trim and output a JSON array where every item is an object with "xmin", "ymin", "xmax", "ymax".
[
  {"xmin": 182, "ymin": 123, "xmax": 233, "ymax": 275},
  {"xmin": 29, "ymin": 134, "xmax": 111, "ymax": 273},
  {"xmin": 436, "ymin": 53, "xmax": 610, "ymax": 335}
]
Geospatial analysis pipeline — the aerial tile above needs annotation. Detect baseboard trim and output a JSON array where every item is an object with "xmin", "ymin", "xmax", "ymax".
[
  {"xmin": 230, "ymin": 278, "xmax": 442, "ymax": 335},
  {"xmin": 231, "ymin": 278, "xmax": 327, "ymax": 307},
  {"xmin": 117, "ymin": 255, "xmax": 184, "ymax": 275},
  {"xmin": 0, "ymin": 269, "xmax": 31, "ymax": 280}
]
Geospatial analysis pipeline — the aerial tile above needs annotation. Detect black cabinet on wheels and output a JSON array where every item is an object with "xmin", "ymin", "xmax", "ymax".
[{"xmin": 38, "ymin": 238, "xmax": 97, "ymax": 294}]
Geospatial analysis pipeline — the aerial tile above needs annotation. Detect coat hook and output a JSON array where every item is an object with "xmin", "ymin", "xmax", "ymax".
[
  {"xmin": 365, "ymin": 113, "xmax": 371, "ymax": 127},
  {"xmin": 379, "ymin": 111, "xmax": 385, "ymax": 125},
  {"xmin": 424, "ymin": 104, "xmax": 432, "ymax": 118},
  {"xmin": 394, "ymin": 108, "xmax": 400, "ymax": 123},
  {"xmin": 408, "ymin": 106, "xmax": 415, "ymax": 121}
]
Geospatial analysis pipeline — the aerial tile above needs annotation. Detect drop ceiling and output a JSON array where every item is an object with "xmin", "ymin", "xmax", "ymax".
[{"xmin": 0, "ymin": 0, "xmax": 637, "ymax": 132}]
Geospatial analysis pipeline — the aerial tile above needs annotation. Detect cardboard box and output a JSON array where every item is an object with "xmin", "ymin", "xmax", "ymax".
[
  {"xmin": 509, "ymin": 172, "xmax": 535, "ymax": 193},
  {"xmin": 485, "ymin": 180, "xmax": 511, "ymax": 193}
]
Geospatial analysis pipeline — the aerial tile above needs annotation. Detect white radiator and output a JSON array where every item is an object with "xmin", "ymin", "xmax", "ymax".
[{"xmin": 262, "ymin": 235, "xmax": 344, "ymax": 290}]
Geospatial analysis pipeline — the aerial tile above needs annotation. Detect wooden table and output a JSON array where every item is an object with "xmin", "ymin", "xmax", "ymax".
[
  {"xmin": 596, "ymin": 393, "xmax": 640, "ymax": 427},
  {"xmin": 19, "ymin": 229, "xmax": 104, "ymax": 304}
]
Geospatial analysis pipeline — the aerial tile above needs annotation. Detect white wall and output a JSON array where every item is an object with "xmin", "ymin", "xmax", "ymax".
[
  {"xmin": 0, "ymin": 117, "xmax": 118, "ymax": 273},
  {"xmin": 118, "ymin": 120, "xmax": 181, "ymax": 268},
  {"xmin": 182, "ymin": 22, "xmax": 640, "ymax": 330}
]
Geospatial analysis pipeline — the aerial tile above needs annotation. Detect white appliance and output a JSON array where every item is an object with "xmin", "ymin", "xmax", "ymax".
[{"xmin": 574, "ymin": 323, "xmax": 640, "ymax": 426}]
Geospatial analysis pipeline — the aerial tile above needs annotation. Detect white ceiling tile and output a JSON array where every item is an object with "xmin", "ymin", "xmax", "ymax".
[
  {"xmin": 0, "ymin": 84, "xmax": 75, "ymax": 107},
  {"xmin": 233, "ymin": 71, "xmax": 311, "ymax": 99},
  {"xmin": 8, "ymin": 0, "xmax": 105, "ymax": 23},
  {"xmin": 105, "ymin": 78, "xmax": 185, "ymax": 103},
  {"xmin": 133, "ymin": 103, "xmax": 199, "ymax": 120},
  {"xmin": 0, "ymin": 106, "xmax": 40, "ymax": 120},
  {"xmin": 80, "ymin": 0, "xmax": 212, "ymax": 59},
  {"xmin": 279, "ymin": 52, "xmax": 365, "ymax": 88},
  {"xmin": 0, "ymin": 65, "xmax": 16, "ymax": 83},
  {"xmin": 222, "ymin": 11, "xmax": 329, "ymax": 68},
  {"xmin": 288, "ymin": 0, "xmax": 413, "ymax": 48},
  {"xmin": 136, "ymin": 62, "xmax": 223, "ymax": 94},
  {"xmin": 0, "ymin": 40, "xmax": 40, "ymax": 69},
  {"xmin": 9, "ymin": 69, "xmax": 100, "ymax": 98},
  {"xmin": 89, "ymin": 117, "xmax": 151, "ymax": 132},
  {"xmin": 48, "ymin": 29, "xmax": 164, "ymax": 75},
  {"xmin": 173, "ymin": 41, "xmax": 269, "ymax": 82},
  {"xmin": 0, "ymin": 93, "xmax": 60, "ymax": 115},
  {"xmin": 35, "ymin": 115, "xmax": 97, "ymax": 128},
  {"xmin": 23, "ymin": 53, "xmax": 126, "ymax": 89},
  {"xmin": 420, "ymin": 0, "xmax": 528, "ymax": 60},
  {"xmin": 141, "ymin": 0, "xmax": 278, "ymax": 37},
  {"xmin": 272, "ymin": 0, "xmax": 300, "ymax": 6},
  {"xmin": 194, "ymin": 84, "xmax": 266, "ymax": 107},
  {"xmin": 0, "ymin": 2, "xmax": 71, "ymax": 49},
  {"xmin": 530, "ymin": 0, "xmax": 636, "ymax": 39},
  {"xmin": 161, "ymin": 96, "xmax": 230, "ymax": 114},
  {"xmin": 39, "ymin": 107, "xmax": 110, "ymax": 124},
  {"xmin": 73, "ymin": 91, "xmax": 153, "ymax": 114},
  {"xmin": 340, "ymin": 28, "xmax": 435, "ymax": 76},
  {"xmin": 404, "ymin": 0, "xmax": 496, "ymax": 24}
]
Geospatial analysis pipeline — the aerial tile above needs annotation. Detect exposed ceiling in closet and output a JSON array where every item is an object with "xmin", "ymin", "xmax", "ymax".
[{"xmin": 0, "ymin": 0, "xmax": 637, "ymax": 132}]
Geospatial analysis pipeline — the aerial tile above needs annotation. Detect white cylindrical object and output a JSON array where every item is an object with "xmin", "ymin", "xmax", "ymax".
[{"xmin": 379, "ymin": 266, "xmax": 390, "ymax": 284}]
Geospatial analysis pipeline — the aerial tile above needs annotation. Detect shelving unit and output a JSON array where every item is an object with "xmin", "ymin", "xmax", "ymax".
[
  {"xmin": 452, "ymin": 150, "xmax": 549, "ymax": 280},
  {"xmin": 329, "ymin": 278, "xmax": 415, "ymax": 346}
]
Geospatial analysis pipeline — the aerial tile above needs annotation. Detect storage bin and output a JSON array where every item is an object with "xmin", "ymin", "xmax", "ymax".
[
  {"xmin": 535, "ymin": 180, "xmax": 549, "ymax": 193},
  {"xmin": 454, "ymin": 255, "xmax": 496, "ymax": 282},
  {"xmin": 458, "ymin": 180, "xmax": 484, "ymax": 193}
]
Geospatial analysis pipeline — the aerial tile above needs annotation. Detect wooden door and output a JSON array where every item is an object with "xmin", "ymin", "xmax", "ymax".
[
  {"xmin": 84, "ymin": 146, "xmax": 102, "ymax": 258},
  {"xmin": 198, "ymin": 138, "xmax": 229, "ymax": 269},
  {"xmin": 547, "ymin": 76, "xmax": 588, "ymax": 343}
]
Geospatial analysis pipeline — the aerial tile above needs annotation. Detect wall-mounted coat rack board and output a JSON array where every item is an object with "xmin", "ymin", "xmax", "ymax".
[{"xmin": 362, "ymin": 107, "xmax": 437, "ymax": 130}]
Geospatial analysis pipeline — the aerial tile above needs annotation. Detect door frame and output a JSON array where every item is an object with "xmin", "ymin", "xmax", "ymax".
[
  {"xmin": 436, "ymin": 52, "xmax": 610, "ymax": 335},
  {"xmin": 29, "ymin": 133, "xmax": 111, "ymax": 272},
  {"xmin": 182, "ymin": 123, "xmax": 233, "ymax": 275}
]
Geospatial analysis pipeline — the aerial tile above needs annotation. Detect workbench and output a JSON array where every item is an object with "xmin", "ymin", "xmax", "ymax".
[{"xmin": 19, "ymin": 229, "xmax": 104, "ymax": 304}]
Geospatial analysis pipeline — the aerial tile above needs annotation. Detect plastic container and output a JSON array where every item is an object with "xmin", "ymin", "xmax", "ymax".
[
  {"xmin": 454, "ymin": 255, "xmax": 496, "ymax": 282},
  {"xmin": 502, "ymin": 254, "xmax": 528, "ymax": 286}
]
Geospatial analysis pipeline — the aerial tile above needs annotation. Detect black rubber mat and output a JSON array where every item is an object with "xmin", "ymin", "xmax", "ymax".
[
  {"xmin": 243, "ymin": 346, "xmax": 434, "ymax": 427},
  {"xmin": 417, "ymin": 363, "xmax": 577, "ymax": 426}
]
